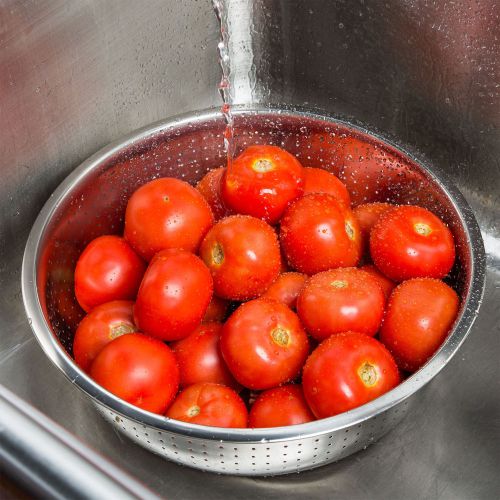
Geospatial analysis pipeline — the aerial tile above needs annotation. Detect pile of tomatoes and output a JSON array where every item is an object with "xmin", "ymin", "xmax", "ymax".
[{"xmin": 72, "ymin": 144, "xmax": 459, "ymax": 429}]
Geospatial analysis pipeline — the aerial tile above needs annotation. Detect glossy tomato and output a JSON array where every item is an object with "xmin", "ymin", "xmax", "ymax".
[
  {"xmin": 221, "ymin": 299, "xmax": 309, "ymax": 390},
  {"xmin": 166, "ymin": 383, "xmax": 247, "ymax": 428},
  {"xmin": 221, "ymin": 145, "xmax": 305, "ymax": 224},
  {"xmin": 196, "ymin": 167, "xmax": 231, "ymax": 221},
  {"xmin": 124, "ymin": 177, "xmax": 214, "ymax": 261},
  {"xmin": 90, "ymin": 333, "xmax": 179, "ymax": 414},
  {"xmin": 280, "ymin": 193, "xmax": 362, "ymax": 275},
  {"xmin": 359, "ymin": 264, "xmax": 395, "ymax": 301},
  {"xmin": 370, "ymin": 205, "xmax": 455, "ymax": 281},
  {"xmin": 380, "ymin": 278, "xmax": 459, "ymax": 372},
  {"xmin": 171, "ymin": 322, "xmax": 239, "ymax": 389},
  {"xmin": 297, "ymin": 267, "xmax": 385, "ymax": 340},
  {"xmin": 261, "ymin": 272, "xmax": 307, "ymax": 311},
  {"xmin": 134, "ymin": 249, "xmax": 213, "ymax": 341},
  {"xmin": 302, "ymin": 332, "xmax": 400, "ymax": 418},
  {"xmin": 202, "ymin": 295, "xmax": 229, "ymax": 323},
  {"xmin": 74, "ymin": 235, "xmax": 145, "ymax": 312},
  {"xmin": 73, "ymin": 300, "xmax": 137, "ymax": 372},
  {"xmin": 353, "ymin": 202, "xmax": 394, "ymax": 255},
  {"xmin": 303, "ymin": 167, "xmax": 351, "ymax": 207},
  {"xmin": 200, "ymin": 215, "xmax": 280, "ymax": 300},
  {"xmin": 249, "ymin": 385, "xmax": 314, "ymax": 428}
]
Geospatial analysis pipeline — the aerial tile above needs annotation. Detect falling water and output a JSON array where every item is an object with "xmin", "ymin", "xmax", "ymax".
[{"xmin": 213, "ymin": 0, "xmax": 235, "ymax": 169}]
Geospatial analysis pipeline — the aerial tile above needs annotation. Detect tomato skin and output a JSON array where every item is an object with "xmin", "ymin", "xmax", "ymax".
[
  {"xmin": 73, "ymin": 300, "xmax": 137, "ymax": 372},
  {"xmin": 124, "ymin": 177, "xmax": 214, "ymax": 261},
  {"xmin": 220, "ymin": 299, "xmax": 309, "ymax": 390},
  {"xmin": 302, "ymin": 332, "xmax": 400, "ymax": 418},
  {"xmin": 199, "ymin": 215, "xmax": 281, "ymax": 300},
  {"xmin": 303, "ymin": 167, "xmax": 351, "ymax": 207},
  {"xmin": 261, "ymin": 272, "xmax": 307, "ymax": 311},
  {"xmin": 171, "ymin": 323, "xmax": 240, "ymax": 390},
  {"xmin": 380, "ymin": 278, "xmax": 459, "ymax": 372},
  {"xmin": 166, "ymin": 383, "xmax": 248, "ymax": 428},
  {"xmin": 359, "ymin": 264, "xmax": 396, "ymax": 301},
  {"xmin": 370, "ymin": 205, "xmax": 455, "ymax": 281},
  {"xmin": 202, "ymin": 295, "xmax": 229, "ymax": 323},
  {"xmin": 74, "ymin": 235, "xmax": 146, "ymax": 312},
  {"xmin": 90, "ymin": 333, "xmax": 179, "ymax": 414},
  {"xmin": 196, "ymin": 167, "xmax": 231, "ymax": 221},
  {"xmin": 221, "ymin": 145, "xmax": 305, "ymax": 224},
  {"xmin": 280, "ymin": 193, "xmax": 362, "ymax": 275},
  {"xmin": 297, "ymin": 267, "xmax": 385, "ymax": 340},
  {"xmin": 353, "ymin": 202, "xmax": 394, "ymax": 256},
  {"xmin": 249, "ymin": 385, "xmax": 315, "ymax": 428},
  {"xmin": 134, "ymin": 249, "xmax": 213, "ymax": 341}
]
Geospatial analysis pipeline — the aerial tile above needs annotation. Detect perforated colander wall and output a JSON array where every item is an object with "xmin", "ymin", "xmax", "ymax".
[{"xmin": 96, "ymin": 398, "xmax": 412, "ymax": 475}]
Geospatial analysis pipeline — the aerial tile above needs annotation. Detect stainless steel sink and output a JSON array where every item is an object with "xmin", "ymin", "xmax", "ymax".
[{"xmin": 0, "ymin": 0, "xmax": 498, "ymax": 498}]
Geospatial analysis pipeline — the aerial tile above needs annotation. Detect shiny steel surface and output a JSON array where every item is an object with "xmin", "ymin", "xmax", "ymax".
[
  {"xmin": 0, "ymin": 385, "xmax": 159, "ymax": 500},
  {"xmin": 1, "ymin": 0, "xmax": 499, "ymax": 497}
]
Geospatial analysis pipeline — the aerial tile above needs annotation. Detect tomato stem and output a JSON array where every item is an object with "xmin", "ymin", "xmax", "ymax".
[
  {"xmin": 187, "ymin": 405, "xmax": 201, "ymax": 417},
  {"xmin": 252, "ymin": 159, "xmax": 274, "ymax": 173},
  {"xmin": 211, "ymin": 242, "xmax": 224, "ymax": 266},
  {"xmin": 271, "ymin": 326, "xmax": 290, "ymax": 347},
  {"xmin": 414, "ymin": 222, "xmax": 432, "ymax": 236},
  {"xmin": 358, "ymin": 362, "xmax": 378, "ymax": 387}
]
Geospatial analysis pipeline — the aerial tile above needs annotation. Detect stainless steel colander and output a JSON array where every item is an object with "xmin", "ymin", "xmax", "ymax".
[{"xmin": 21, "ymin": 108, "xmax": 485, "ymax": 476}]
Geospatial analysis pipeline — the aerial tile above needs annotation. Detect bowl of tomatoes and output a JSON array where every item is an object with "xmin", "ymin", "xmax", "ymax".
[{"xmin": 22, "ymin": 108, "xmax": 485, "ymax": 475}]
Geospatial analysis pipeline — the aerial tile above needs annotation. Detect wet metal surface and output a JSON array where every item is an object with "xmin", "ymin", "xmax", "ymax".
[{"xmin": 0, "ymin": 0, "xmax": 499, "ymax": 498}]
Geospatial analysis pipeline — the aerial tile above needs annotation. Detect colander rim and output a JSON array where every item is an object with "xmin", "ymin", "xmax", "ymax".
[{"xmin": 21, "ymin": 106, "xmax": 486, "ymax": 442}]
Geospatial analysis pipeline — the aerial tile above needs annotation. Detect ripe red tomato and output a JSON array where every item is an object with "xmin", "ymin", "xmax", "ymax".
[
  {"xmin": 303, "ymin": 167, "xmax": 351, "ymax": 207},
  {"xmin": 90, "ymin": 333, "xmax": 179, "ymax": 414},
  {"xmin": 302, "ymin": 332, "xmax": 400, "ymax": 418},
  {"xmin": 199, "ymin": 215, "xmax": 280, "ymax": 300},
  {"xmin": 221, "ymin": 145, "xmax": 305, "ymax": 224},
  {"xmin": 370, "ymin": 205, "xmax": 456, "ymax": 281},
  {"xmin": 74, "ymin": 235, "xmax": 145, "ymax": 312},
  {"xmin": 280, "ymin": 193, "xmax": 362, "ymax": 275},
  {"xmin": 261, "ymin": 272, "xmax": 307, "ymax": 311},
  {"xmin": 124, "ymin": 177, "xmax": 214, "ymax": 261},
  {"xmin": 249, "ymin": 385, "xmax": 315, "ymax": 428},
  {"xmin": 221, "ymin": 299, "xmax": 309, "ymax": 390},
  {"xmin": 353, "ymin": 202, "xmax": 394, "ymax": 255},
  {"xmin": 359, "ymin": 264, "xmax": 395, "ymax": 301},
  {"xmin": 202, "ymin": 295, "xmax": 229, "ymax": 323},
  {"xmin": 166, "ymin": 383, "xmax": 248, "ymax": 428},
  {"xmin": 380, "ymin": 278, "xmax": 460, "ymax": 372},
  {"xmin": 196, "ymin": 167, "xmax": 231, "ymax": 221},
  {"xmin": 171, "ymin": 322, "xmax": 239, "ymax": 390},
  {"xmin": 73, "ymin": 300, "xmax": 137, "ymax": 372},
  {"xmin": 134, "ymin": 249, "xmax": 213, "ymax": 341},
  {"xmin": 297, "ymin": 267, "xmax": 385, "ymax": 340}
]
